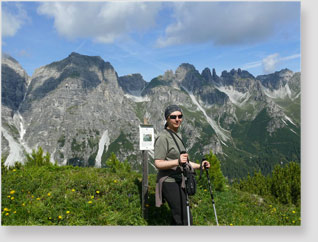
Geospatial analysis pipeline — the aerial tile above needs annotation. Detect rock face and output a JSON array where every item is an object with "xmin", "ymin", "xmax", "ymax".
[
  {"xmin": 1, "ymin": 54, "xmax": 29, "ymax": 113},
  {"xmin": 118, "ymin": 74, "xmax": 147, "ymax": 95},
  {"xmin": 1, "ymin": 52, "xmax": 301, "ymax": 178},
  {"xmin": 257, "ymin": 68, "xmax": 294, "ymax": 90}
]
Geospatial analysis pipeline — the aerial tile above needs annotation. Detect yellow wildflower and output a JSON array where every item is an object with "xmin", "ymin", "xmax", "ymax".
[
  {"xmin": 7, "ymin": 195, "xmax": 11, "ymax": 198},
  {"xmin": 13, "ymin": 211, "xmax": 16, "ymax": 214},
  {"xmin": 91, "ymin": 195, "xmax": 94, "ymax": 199},
  {"xmin": 36, "ymin": 197, "xmax": 41, "ymax": 201},
  {"xmin": 230, "ymin": 223, "xmax": 233, "ymax": 226},
  {"xmin": 114, "ymin": 180, "xmax": 117, "ymax": 183},
  {"xmin": 88, "ymin": 201, "xmax": 93, "ymax": 204},
  {"xmin": 204, "ymin": 189, "xmax": 207, "ymax": 192},
  {"xmin": 10, "ymin": 190, "xmax": 15, "ymax": 194},
  {"xmin": 71, "ymin": 189, "xmax": 76, "ymax": 192},
  {"xmin": 96, "ymin": 191, "xmax": 100, "ymax": 194},
  {"xmin": 11, "ymin": 197, "xmax": 15, "ymax": 200},
  {"xmin": 13, "ymin": 169, "xmax": 16, "ymax": 172},
  {"xmin": 292, "ymin": 210, "xmax": 296, "ymax": 214},
  {"xmin": 58, "ymin": 215, "xmax": 62, "ymax": 220},
  {"xmin": 47, "ymin": 193, "xmax": 51, "ymax": 196},
  {"xmin": 22, "ymin": 203, "xmax": 25, "ymax": 206},
  {"xmin": 66, "ymin": 211, "xmax": 70, "ymax": 214},
  {"xmin": 5, "ymin": 213, "xmax": 9, "ymax": 216},
  {"xmin": 4, "ymin": 208, "xmax": 10, "ymax": 212}
]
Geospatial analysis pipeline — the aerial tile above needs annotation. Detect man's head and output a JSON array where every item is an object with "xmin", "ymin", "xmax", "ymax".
[
  {"xmin": 164, "ymin": 105, "xmax": 182, "ymax": 120},
  {"xmin": 164, "ymin": 105, "xmax": 183, "ymax": 131}
]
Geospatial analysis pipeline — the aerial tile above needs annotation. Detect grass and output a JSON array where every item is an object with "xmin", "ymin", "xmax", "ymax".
[{"xmin": 1, "ymin": 164, "xmax": 300, "ymax": 226}]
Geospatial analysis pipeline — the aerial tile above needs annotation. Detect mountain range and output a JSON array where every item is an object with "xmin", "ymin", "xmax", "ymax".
[{"xmin": 1, "ymin": 52, "xmax": 300, "ymax": 179}]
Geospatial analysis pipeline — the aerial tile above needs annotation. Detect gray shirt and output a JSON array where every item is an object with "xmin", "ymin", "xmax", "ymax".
[{"xmin": 154, "ymin": 129, "xmax": 185, "ymax": 161}]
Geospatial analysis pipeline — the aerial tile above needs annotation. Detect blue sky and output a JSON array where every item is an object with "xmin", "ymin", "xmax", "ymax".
[{"xmin": 2, "ymin": 1, "xmax": 300, "ymax": 82}]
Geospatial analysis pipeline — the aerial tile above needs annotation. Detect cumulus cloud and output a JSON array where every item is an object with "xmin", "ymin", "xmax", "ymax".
[
  {"xmin": 37, "ymin": 2, "xmax": 162, "ymax": 43},
  {"xmin": 2, "ymin": 4, "xmax": 29, "ymax": 37},
  {"xmin": 262, "ymin": 53, "xmax": 280, "ymax": 74},
  {"xmin": 156, "ymin": 2, "xmax": 300, "ymax": 47}
]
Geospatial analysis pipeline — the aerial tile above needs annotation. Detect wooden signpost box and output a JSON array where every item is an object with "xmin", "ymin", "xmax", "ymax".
[{"xmin": 139, "ymin": 120, "xmax": 154, "ymax": 219}]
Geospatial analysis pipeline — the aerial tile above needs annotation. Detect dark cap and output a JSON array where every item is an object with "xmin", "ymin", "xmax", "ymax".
[{"xmin": 164, "ymin": 105, "xmax": 182, "ymax": 120}]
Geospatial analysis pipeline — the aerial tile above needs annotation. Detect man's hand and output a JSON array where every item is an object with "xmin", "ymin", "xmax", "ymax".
[{"xmin": 179, "ymin": 153, "xmax": 188, "ymax": 165}]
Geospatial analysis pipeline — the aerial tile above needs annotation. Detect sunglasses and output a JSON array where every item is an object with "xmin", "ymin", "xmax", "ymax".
[{"xmin": 169, "ymin": 114, "xmax": 183, "ymax": 119}]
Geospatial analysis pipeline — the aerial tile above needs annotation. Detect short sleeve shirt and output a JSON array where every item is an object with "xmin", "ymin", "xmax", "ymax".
[{"xmin": 154, "ymin": 129, "xmax": 186, "ymax": 161}]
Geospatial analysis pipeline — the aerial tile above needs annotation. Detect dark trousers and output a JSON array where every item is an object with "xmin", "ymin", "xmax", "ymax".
[{"xmin": 162, "ymin": 182, "xmax": 193, "ymax": 225}]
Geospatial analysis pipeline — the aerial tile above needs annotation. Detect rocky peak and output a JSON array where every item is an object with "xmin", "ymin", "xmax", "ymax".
[
  {"xmin": 27, "ymin": 53, "xmax": 120, "ymax": 101},
  {"xmin": 212, "ymin": 68, "xmax": 218, "ymax": 79},
  {"xmin": 175, "ymin": 63, "xmax": 196, "ymax": 81},
  {"xmin": 118, "ymin": 73, "xmax": 146, "ymax": 95},
  {"xmin": 257, "ymin": 68, "xmax": 294, "ymax": 90},
  {"xmin": 201, "ymin": 68, "xmax": 212, "ymax": 81},
  {"xmin": 2, "ymin": 54, "xmax": 30, "ymax": 85},
  {"xmin": 162, "ymin": 70, "xmax": 175, "ymax": 81},
  {"xmin": 46, "ymin": 52, "xmax": 114, "ymax": 74},
  {"xmin": 220, "ymin": 68, "xmax": 255, "ymax": 86},
  {"xmin": 1, "ymin": 54, "xmax": 29, "ymax": 111}
]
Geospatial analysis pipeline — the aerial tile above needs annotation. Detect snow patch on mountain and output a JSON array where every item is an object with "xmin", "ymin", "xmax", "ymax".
[
  {"xmin": 1, "ymin": 127, "xmax": 25, "ymax": 166},
  {"xmin": 124, "ymin": 93, "xmax": 150, "ymax": 102},
  {"xmin": 215, "ymin": 86, "xmax": 251, "ymax": 106},
  {"xmin": 283, "ymin": 114, "xmax": 296, "ymax": 126},
  {"xmin": 263, "ymin": 83, "xmax": 292, "ymax": 99},
  {"xmin": 95, "ymin": 130, "xmax": 110, "ymax": 168},
  {"xmin": 13, "ymin": 112, "xmax": 32, "ymax": 154}
]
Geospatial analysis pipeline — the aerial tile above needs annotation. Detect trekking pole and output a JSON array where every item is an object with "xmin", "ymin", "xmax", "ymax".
[
  {"xmin": 181, "ymin": 151, "xmax": 191, "ymax": 226},
  {"xmin": 201, "ymin": 159, "xmax": 219, "ymax": 226},
  {"xmin": 185, "ymin": 192, "xmax": 191, "ymax": 226}
]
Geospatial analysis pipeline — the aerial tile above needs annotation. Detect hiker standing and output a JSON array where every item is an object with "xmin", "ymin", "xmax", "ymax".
[{"xmin": 154, "ymin": 104, "xmax": 210, "ymax": 225}]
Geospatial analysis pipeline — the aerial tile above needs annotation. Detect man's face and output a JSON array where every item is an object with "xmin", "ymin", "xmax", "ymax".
[{"xmin": 167, "ymin": 111, "xmax": 183, "ymax": 130}]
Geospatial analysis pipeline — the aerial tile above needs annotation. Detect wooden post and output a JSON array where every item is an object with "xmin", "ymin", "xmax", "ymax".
[
  {"xmin": 142, "ymin": 150, "xmax": 149, "ymax": 219},
  {"xmin": 142, "ymin": 118, "xmax": 149, "ymax": 219}
]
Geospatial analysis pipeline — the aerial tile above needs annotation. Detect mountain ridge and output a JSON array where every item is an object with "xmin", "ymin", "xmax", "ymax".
[{"xmin": 1, "ymin": 52, "xmax": 300, "ymax": 179}]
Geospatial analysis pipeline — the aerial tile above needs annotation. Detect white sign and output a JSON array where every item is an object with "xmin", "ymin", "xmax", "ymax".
[{"xmin": 139, "ymin": 124, "xmax": 154, "ymax": 150}]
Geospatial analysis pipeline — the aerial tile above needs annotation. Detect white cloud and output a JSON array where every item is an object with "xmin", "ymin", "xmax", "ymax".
[
  {"xmin": 262, "ymin": 53, "xmax": 280, "ymax": 74},
  {"xmin": 241, "ymin": 53, "xmax": 300, "ymax": 74},
  {"xmin": 156, "ymin": 2, "xmax": 300, "ymax": 47},
  {"xmin": 37, "ymin": 2, "xmax": 162, "ymax": 43},
  {"xmin": 2, "ymin": 4, "xmax": 29, "ymax": 37}
]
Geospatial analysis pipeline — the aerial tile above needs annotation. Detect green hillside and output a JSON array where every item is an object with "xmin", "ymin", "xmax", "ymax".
[
  {"xmin": 2, "ymin": 150, "xmax": 300, "ymax": 226},
  {"xmin": 221, "ymin": 108, "xmax": 300, "ymax": 179}
]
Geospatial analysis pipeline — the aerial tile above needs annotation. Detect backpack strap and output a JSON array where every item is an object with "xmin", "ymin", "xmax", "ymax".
[
  {"xmin": 165, "ymin": 128, "xmax": 191, "ymax": 168},
  {"xmin": 165, "ymin": 128, "xmax": 185, "ymax": 154}
]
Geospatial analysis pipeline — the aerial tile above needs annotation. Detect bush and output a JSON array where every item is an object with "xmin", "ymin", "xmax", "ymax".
[
  {"xmin": 233, "ymin": 162, "xmax": 300, "ymax": 206},
  {"xmin": 271, "ymin": 162, "xmax": 300, "ymax": 206},
  {"xmin": 105, "ymin": 152, "xmax": 131, "ymax": 173},
  {"xmin": 25, "ymin": 147, "xmax": 53, "ymax": 167},
  {"xmin": 199, "ymin": 151, "xmax": 226, "ymax": 192}
]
